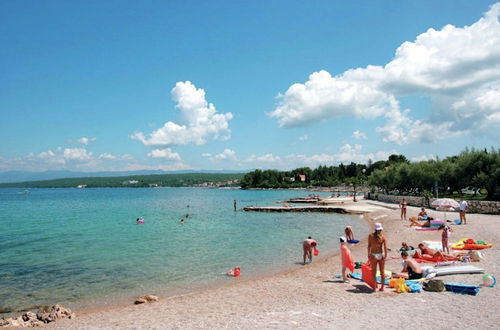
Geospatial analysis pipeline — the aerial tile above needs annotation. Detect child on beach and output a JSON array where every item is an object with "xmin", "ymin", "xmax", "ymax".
[
  {"xmin": 340, "ymin": 236, "xmax": 354, "ymax": 282},
  {"xmin": 440, "ymin": 225, "xmax": 451, "ymax": 254},
  {"xmin": 345, "ymin": 226, "xmax": 354, "ymax": 241},
  {"xmin": 400, "ymin": 242, "xmax": 415, "ymax": 252},
  {"xmin": 226, "ymin": 266, "xmax": 240, "ymax": 277}
]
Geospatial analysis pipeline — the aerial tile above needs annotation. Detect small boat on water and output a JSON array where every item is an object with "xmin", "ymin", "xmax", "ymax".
[{"xmin": 18, "ymin": 190, "xmax": 31, "ymax": 194}]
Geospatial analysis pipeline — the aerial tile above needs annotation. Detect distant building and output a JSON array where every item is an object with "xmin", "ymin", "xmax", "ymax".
[
  {"xmin": 299, "ymin": 175, "xmax": 306, "ymax": 182},
  {"xmin": 122, "ymin": 180, "xmax": 139, "ymax": 185},
  {"xmin": 76, "ymin": 184, "xmax": 87, "ymax": 188}
]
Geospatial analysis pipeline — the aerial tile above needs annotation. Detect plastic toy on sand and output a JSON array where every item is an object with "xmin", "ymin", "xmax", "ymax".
[
  {"xmin": 482, "ymin": 274, "xmax": 496, "ymax": 287},
  {"xmin": 451, "ymin": 238, "xmax": 493, "ymax": 250}
]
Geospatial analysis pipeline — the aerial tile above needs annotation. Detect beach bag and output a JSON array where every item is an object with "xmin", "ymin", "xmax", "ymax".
[
  {"xmin": 314, "ymin": 249, "xmax": 319, "ymax": 256},
  {"xmin": 423, "ymin": 279, "xmax": 445, "ymax": 292}
]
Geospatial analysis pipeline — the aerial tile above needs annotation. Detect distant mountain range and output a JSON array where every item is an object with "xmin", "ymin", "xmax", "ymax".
[{"xmin": 0, "ymin": 169, "xmax": 247, "ymax": 184}]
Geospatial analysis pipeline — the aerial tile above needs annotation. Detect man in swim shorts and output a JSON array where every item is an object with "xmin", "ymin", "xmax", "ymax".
[
  {"xmin": 302, "ymin": 236, "xmax": 317, "ymax": 264},
  {"xmin": 393, "ymin": 251, "xmax": 423, "ymax": 279},
  {"xmin": 459, "ymin": 198, "xmax": 468, "ymax": 224}
]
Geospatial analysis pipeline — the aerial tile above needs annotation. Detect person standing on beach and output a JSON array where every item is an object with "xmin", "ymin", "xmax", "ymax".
[
  {"xmin": 459, "ymin": 198, "xmax": 468, "ymax": 224},
  {"xmin": 399, "ymin": 198, "xmax": 407, "ymax": 221},
  {"xmin": 302, "ymin": 236, "xmax": 317, "ymax": 264},
  {"xmin": 345, "ymin": 226, "xmax": 354, "ymax": 241},
  {"xmin": 367, "ymin": 223, "xmax": 387, "ymax": 292},
  {"xmin": 440, "ymin": 225, "xmax": 451, "ymax": 254},
  {"xmin": 340, "ymin": 236, "xmax": 354, "ymax": 282}
]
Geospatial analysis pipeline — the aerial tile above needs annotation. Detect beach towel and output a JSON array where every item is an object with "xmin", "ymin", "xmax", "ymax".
[{"xmin": 415, "ymin": 227, "xmax": 440, "ymax": 231}]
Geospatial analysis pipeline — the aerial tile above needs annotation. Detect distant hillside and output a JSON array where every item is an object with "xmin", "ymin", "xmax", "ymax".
[
  {"xmin": 0, "ymin": 172, "xmax": 245, "ymax": 188},
  {"xmin": 0, "ymin": 169, "xmax": 246, "ymax": 184}
]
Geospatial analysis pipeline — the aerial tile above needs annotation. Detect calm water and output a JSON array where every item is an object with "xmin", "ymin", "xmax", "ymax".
[{"xmin": 0, "ymin": 188, "xmax": 368, "ymax": 313}]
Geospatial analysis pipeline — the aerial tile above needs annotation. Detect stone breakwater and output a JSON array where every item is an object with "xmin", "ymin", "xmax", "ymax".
[
  {"xmin": 368, "ymin": 194, "xmax": 500, "ymax": 214},
  {"xmin": 243, "ymin": 205, "xmax": 353, "ymax": 214},
  {"xmin": 0, "ymin": 305, "xmax": 74, "ymax": 327}
]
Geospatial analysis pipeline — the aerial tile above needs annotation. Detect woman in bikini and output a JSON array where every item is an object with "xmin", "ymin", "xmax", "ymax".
[
  {"xmin": 399, "ymin": 198, "xmax": 407, "ymax": 221},
  {"xmin": 367, "ymin": 223, "xmax": 387, "ymax": 292},
  {"xmin": 302, "ymin": 236, "xmax": 317, "ymax": 264}
]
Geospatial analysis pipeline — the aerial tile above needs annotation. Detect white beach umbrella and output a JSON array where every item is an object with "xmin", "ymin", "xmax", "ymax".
[
  {"xmin": 431, "ymin": 198, "xmax": 460, "ymax": 220},
  {"xmin": 431, "ymin": 198, "xmax": 460, "ymax": 210}
]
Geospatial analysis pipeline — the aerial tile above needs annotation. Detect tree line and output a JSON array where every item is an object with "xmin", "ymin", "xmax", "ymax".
[
  {"xmin": 369, "ymin": 148, "xmax": 499, "ymax": 200},
  {"xmin": 240, "ymin": 154, "xmax": 409, "ymax": 189},
  {"xmin": 240, "ymin": 148, "xmax": 500, "ymax": 201},
  {"xmin": 0, "ymin": 173, "xmax": 244, "ymax": 188}
]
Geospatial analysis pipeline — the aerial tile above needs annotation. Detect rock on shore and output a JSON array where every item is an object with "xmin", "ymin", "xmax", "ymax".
[
  {"xmin": 0, "ymin": 305, "xmax": 75, "ymax": 327},
  {"xmin": 134, "ymin": 295, "xmax": 159, "ymax": 304}
]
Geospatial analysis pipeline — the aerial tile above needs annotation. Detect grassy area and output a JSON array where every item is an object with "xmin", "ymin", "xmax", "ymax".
[{"xmin": 437, "ymin": 191, "xmax": 487, "ymax": 201}]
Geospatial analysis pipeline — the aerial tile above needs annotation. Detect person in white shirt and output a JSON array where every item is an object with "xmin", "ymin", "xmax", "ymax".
[{"xmin": 459, "ymin": 198, "xmax": 468, "ymax": 224}]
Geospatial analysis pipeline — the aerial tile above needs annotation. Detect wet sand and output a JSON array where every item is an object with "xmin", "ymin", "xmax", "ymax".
[{"xmin": 48, "ymin": 200, "xmax": 499, "ymax": 329}]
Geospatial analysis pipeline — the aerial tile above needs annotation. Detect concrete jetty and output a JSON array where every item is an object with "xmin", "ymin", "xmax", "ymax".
[
  {"xmin": 287, "ymin": 198, "xmax": 321, "ymax": 203},
  {"xmin": 243, "ymin": 205, "xmax": 364, "ymax": 214},
  {"xmin": 243, "ymin": 199, "xmax": 390, "ymax": 215}
]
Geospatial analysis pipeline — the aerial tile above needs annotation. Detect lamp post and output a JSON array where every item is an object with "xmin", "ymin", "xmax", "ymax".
[{"xmin": 362, "ymin": 168, "xmax": 367, "ymax": 198}]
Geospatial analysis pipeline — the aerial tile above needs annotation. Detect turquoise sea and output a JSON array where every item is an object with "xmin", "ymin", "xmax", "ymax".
[{"xmin": 0, "ymin": 188, "xmax": 368, "ymax": 313}]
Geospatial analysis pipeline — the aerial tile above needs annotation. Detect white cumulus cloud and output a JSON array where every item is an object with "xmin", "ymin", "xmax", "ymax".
[
  {"xmin": 352, "ymin": 130, "xmax": 367, "ymax": 140},
  {"xmin": 98, "ymin": 153, "xmax": 117, "ymax": 160},
  {"xmin": 63, "ymin": 148, "xmax": 93, "ymax": 161},
  {"xmin": 298, "ymin": 134, "xmax": 309, "ymax": 141},
  {"xmin": 147, "ymin": 148, "xmax": 182, "ymax": 161},
  {"xmin": 77, "ymin": 137, "xmax": 96, "ymax": 145},
  {"xmin": 245, "ymin": 153, "xmax": 282, "ymax": 164},
  {"xmin": 202, "ymin": 149, "xmax": 237, "ymax": 161},
  {"xmin": 269, "ymin": 3, "xmax": 500, "ymax": 144},
  {"xmin": 411, "ymin": 154, "xmax": 437, "ymax": 162},
  {"xmin": 131, "ymin": 81, "xmax": 233, "ymax": 146}
]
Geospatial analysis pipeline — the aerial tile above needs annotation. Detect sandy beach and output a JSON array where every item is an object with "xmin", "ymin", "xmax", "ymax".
[{"xmin": 44, "ymin": 199, "xmax": 498, "ymax": 329}]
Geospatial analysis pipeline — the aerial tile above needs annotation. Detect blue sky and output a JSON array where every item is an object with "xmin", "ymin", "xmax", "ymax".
[{"xmin": 1, "ymin": 0, "xmax": 499, "ymax": 172}]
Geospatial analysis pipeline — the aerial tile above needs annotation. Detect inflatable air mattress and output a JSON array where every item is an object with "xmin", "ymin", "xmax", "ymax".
[{"xmin": 422, "ymin": 265, "xmax": 485, "ymax": 277}]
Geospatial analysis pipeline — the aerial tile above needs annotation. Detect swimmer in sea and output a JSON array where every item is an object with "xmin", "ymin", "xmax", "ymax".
[
  {"xmin": 226, "ymin": 266, "xmax": 240, "ymax": 276},
  {"xmin": 367, "ymin": 223, "xmax": 387, "ymax": 292}
]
